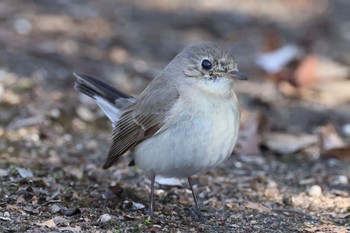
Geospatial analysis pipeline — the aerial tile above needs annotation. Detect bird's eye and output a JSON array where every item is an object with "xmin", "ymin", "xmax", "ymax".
[{"xmin": 201, "ymin": 59, "xmax": 212, "ymax": 70}]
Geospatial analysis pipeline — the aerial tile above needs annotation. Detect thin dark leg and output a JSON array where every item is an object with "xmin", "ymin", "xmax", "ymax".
[
  {"xmin": 188, "ymin": 177, "xmax": 201, "ymax": 216},
  {"xmin": 149, "ymin": 174, "xmax": 156, "ymax": 217}
]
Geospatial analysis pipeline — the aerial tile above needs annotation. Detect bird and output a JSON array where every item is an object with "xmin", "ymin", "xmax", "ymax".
[{"xmin": 74, "ymin": 42, "xmax": 248, "ymax": 217}]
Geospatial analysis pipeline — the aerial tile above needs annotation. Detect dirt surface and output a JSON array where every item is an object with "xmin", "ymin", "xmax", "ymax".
[{"xmin": 1, "ymin": 1, "xmax": 350, "ymax": 232}]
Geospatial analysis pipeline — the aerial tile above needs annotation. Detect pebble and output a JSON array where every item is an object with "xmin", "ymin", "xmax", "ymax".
[
  {"xmin": 308, "ymin": 185, "xmax": 322, "ymax": 197},
  {"xmin": 53, "ymin": 216, "xmax": 68, "ymax": 225},
  {"xmin": 86, "ymin": 139, "xmax": 98, "ymax": 151},
  {"xmin": 16, "ymin": 167, "xmax": 33, "ymax": 178},
  {"xmin": 14, "ymin": 18, "xmax": 32, "ymax": 35},
  {"xmin": 50, "ymin": 204, "xmax": 61, "ymax": 213},
  {"xmin": 133, "ymin": 202, "xmax": 145, "ymax": 210},
  {"xmin": 49, "ymin": 109, "xmax": 61, "ymax": 119},
  {"xmin": 342, "ymin": 124, "xmax": 350, "ymax": 137},
  {"xmin": 336, "ymin": 175, "xmax": 348, "ymax": 185},
  {"xmin": 77, "ymin": 106, "xmax": 96, "ymax": 122},
  {"xmin": 98, "ymin": 214, "xmax": 112, "ymax": 223},
  {"xmin": 0, "ymin": 168, "xmax": 8, "ymax": 177}
]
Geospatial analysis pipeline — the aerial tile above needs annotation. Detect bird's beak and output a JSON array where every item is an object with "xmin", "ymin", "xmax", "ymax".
[{"xmin": 230, "ymin": 70, "xmax": 249, "ymax": 80}]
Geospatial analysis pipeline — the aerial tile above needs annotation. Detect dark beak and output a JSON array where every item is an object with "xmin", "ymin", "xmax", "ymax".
[{"xmin": 230, "ymin": 70, "xmax": 249, "ymax": 80}]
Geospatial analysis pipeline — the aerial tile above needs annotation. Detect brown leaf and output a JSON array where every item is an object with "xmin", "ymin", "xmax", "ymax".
[
  {"xmin": 322, "ymin": 147, "xmax": 350, "ymax": 161},
  {"xmin": 291, "ymin": 54, "xmax": 349, "ymax": 88},
  {"xmin": 294, "ymin": 55, "xmax": 317, "ymax": 88}
]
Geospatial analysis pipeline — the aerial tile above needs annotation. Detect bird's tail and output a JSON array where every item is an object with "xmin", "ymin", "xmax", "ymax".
[{"xmin": 73, "ymin": 73, "xmax": 135, "ymax": 124}]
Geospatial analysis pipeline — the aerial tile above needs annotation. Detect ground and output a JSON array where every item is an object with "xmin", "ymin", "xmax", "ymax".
[{"xmin": 0, "ymin": 0, "xmax": 350, "ymax": 232}]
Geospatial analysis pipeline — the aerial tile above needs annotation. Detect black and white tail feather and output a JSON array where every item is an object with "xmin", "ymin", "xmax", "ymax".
[{"xmin": 73, "ymin": 73, "xmax": 135, "ymax": 126}]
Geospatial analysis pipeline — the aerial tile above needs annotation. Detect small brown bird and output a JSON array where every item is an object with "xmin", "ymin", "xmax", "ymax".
[{"xmin": 74, "ymin": 42, "xmax": 247, "ymax": 216}]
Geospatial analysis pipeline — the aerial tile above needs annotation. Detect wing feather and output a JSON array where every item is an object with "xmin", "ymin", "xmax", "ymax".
[{"xmin": 103, "ymin": 79, "xmax": 179, "ymax": 169}]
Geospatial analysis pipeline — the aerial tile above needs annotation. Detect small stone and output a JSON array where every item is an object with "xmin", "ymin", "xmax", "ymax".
[
  {"xmin": 50, "ymin": 204, "xmax": 61, "ymax": 213},
  {"xmin": 98, "ymin": 214, "xmax": 112, "ymax": 223},
  {"xmin": 53, "ymin": 216, "xmax": 68, "ymax": 225},
  {"xmin": 336, "ymin": 175, "xmax": 348, "ymax": 185},
  {"xmin": 133, "ymin": 202, "xmax": 145, "ymax": 210},
  {"xmin": 155, "ymin": 176, "xmax": 183, "ymax": 186},
  {"xmin": 71, "ymin": 118, "xmax": 87, "ymax": 130},
  {"xmin": 250, "ymin": 220, "xmax": 258, "ymax": 224},
  {"xmin": 76, "ymin": 106, "xmax": 96, "ymax": 122},
  {"xmin": 342, "ymin": 124, "xmax": 350, "ymax": 137},
  {"xmin": 308, "ymin": 185, "xmax": 322, "ymax": 197},
  {"xmin": 86, "ymin": 139, "xmax": 98, "ymax": 151},
  {"xmin": 16, "ymin": 167, "xmax": 33, "ymax": 178},
  {"xmin": 14, "ymin": 18, "xmax": 32, "ymax": 35},
  {"xmin": 0, "ymin": 168, "xmax": 8, "ymax": 177},
  {"xmin": 234, "ymin": 161, "xmax": 242, "ymax": 168},
  {"xmin": 110, "ymin": 47, "xmax": 129, "ymax": 64},
  {"xmin": 4, "ymin": 212, "xmax": 10, "ymax": 218},
  {"xmin": 59, "ymin": 208, "xmax": 81, "ymax": 216},
  {"xmin": 49, "ymin": 109, "xmax": 61, "ymax": 119}
]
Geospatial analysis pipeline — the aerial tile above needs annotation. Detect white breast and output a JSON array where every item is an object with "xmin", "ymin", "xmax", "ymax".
[{"xmin": 133, "ymin": 83, "xmax": 240, "ymax": 178}]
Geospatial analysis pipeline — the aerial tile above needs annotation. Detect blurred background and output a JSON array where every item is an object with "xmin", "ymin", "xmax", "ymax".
[{"xmin": 0, "ymin": 0, "xmax": 350, "ymax": 232}]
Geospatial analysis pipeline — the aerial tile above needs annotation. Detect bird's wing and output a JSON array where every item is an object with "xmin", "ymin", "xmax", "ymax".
[{"xmin": 103, "ymin": 79, "xmax": 180, "ymax": 169}]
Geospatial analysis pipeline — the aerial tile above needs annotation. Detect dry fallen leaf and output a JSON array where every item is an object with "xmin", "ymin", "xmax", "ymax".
[
  {"xmin": 318, "ymin": 124, "xmax": 350, "ymax": 160},
  {"xmin": 280, "ymin": 80, "xmax": 350, "ymax": 106},
  {"xmin": 244, "ymin": 201, "xmax": 270, "ymax": 213},
  {"xmin": 256, "ymin": 44, "xmax": 301, "ymax": 74},
  {"xmin": 36, "ymin": 219, "xmax": 56, "ymax": 228},
  {"xmin": 294, "ymin": 55, "xmax": 350, "ymax": 88},
  {"xmin": 319, "ymin": 124, "xmax": 346, "ymax": 151},
  {"xmin": 322, "ymin": 147, "xmax": 350, "ymax": 161},
  {"xmin": 235, "ymin": 111, "xmax": 263, "ymax": 156},
  {"xmin": 263, "ymin": 132, "xmax": 317, "ymax": 155},
  {"xmin": 294, "ymin": 55, "xmax": 317, "ymax": 88},
  {"xmin": 313, "ymin": 80, "xmax": 350, "ymax": 106}
]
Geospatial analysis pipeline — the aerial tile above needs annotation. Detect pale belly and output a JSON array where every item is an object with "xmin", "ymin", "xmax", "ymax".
[{"xmin": 133, "ymin": 95, "xmax": 240, "ymax": 178}]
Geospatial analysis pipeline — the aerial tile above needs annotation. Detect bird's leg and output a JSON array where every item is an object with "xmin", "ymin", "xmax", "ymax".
[
  {"xmin": 149, "ymin": 173, "xmax": 156, "ymax": 217},
  {"xmin": 188, "ymin": 177, "xmax": 201, "ymax": 217}
]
